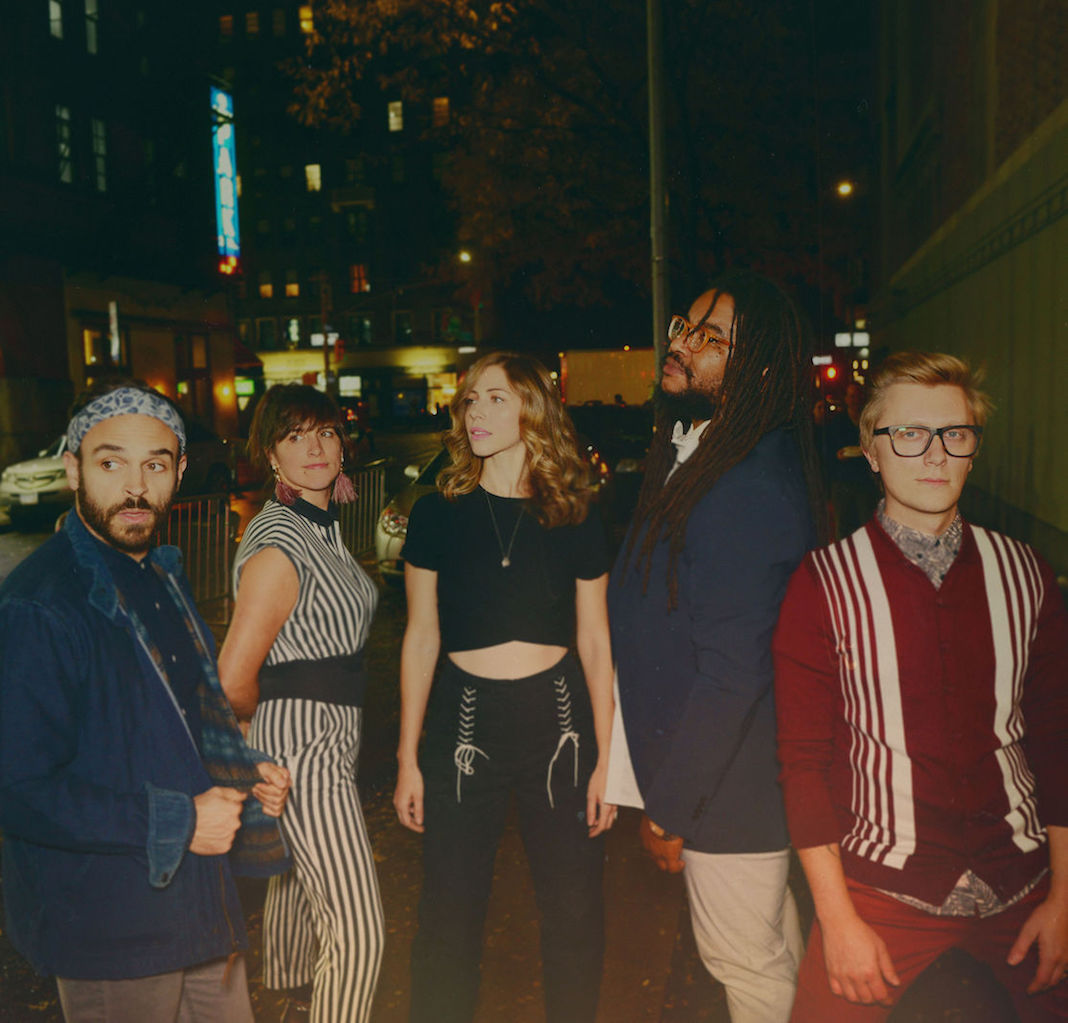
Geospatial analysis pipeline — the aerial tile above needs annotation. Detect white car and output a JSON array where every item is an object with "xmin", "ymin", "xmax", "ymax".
[
  {"xmin": 374, "ymin": 448, "xmax": 449, "ymax": 581},
  {"xmin": 0, "ymin": 436, "xmax": 73, "ymax": 526}
]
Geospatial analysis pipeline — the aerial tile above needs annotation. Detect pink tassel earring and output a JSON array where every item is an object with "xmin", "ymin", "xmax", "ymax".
[
  {"xmin": 333, "ymin": 467, "xmax": 357, "ymax": 504},
  {"xmin": 272, "ymin": 465, "xmax": 300, "ymax": 506}
]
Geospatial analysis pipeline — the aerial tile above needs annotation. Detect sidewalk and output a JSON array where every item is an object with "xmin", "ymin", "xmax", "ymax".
[{"xmin": 244, "ymin": 800, "xmax": 722, "ymax": 1023}]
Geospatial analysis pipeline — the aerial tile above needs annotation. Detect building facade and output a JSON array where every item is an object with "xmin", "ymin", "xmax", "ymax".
[
  {"xmin": 0, "ymin": 0, "xmax": 241, "ymax": 465},
  {"xmin": 875, "ymin": 0, "xmax": 1068, "ymax": 574},
  {"xmin": 212, "ymin": 2, "xmax": 481, "ymax": 429}
]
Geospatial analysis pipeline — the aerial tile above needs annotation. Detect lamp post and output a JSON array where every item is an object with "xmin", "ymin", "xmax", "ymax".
[{"xmin": 647, "ymin": 0, "xmax": 668, "ymax": 367}]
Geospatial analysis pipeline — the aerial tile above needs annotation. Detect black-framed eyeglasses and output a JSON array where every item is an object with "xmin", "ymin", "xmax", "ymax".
[
  {"xmin": 667, "ymin": 314, "xmax": 734, "ymax": 356},
  {"xmin": 873, "ymin": 424, "xmax": 983, "ymax": 458}
]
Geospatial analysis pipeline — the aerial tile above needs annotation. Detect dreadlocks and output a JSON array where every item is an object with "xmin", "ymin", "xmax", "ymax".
[{"xmin": 624, "ymin": 270, "xmax": 827, "ymax": 608}]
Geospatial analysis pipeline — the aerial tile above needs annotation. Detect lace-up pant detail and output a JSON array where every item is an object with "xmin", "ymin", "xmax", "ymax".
[
  {"xmin": 453, "ymin": 685, "xmax": 489, "ymax": 801},
  {"xmin": 547, "ymin": 675, "xmax": 579, "ymax": 807},
  {"xmin": 410, "ymin": 654, "xmax": 605, "ymax": 1023}
]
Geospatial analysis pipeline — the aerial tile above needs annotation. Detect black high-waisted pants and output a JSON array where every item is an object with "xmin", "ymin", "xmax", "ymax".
[{"xmin": 409, "ymin": 653, "xmax": 605, "ymax": 1023}]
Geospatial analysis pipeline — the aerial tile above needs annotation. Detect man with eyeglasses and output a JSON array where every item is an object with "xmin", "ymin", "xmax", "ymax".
[
  {"xmin": 607, "ymin": 271, "xmax": 825, "ymax": 1021},
  {"xmin": 774, "ymin": 351, "xmax": 1068, "ymax": 1021}
]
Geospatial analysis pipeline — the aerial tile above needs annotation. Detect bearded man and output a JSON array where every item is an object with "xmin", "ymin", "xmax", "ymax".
[
  {"xmin": 0, "ymin": 381, "xmax": 289, "ymax": 1022},
  {"xmin": 607, "ymin": 271, "xmax": 825, "ymax": 1022}
]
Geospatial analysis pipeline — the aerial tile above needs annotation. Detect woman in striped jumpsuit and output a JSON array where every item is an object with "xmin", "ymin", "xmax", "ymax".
[
  {"xmin": 395, "ymin": 352, "xmax": 617, "ymax": 1022},
  {"xmin": 219, "ymin": 384, "xmax": 382, "ymax": 1023}
]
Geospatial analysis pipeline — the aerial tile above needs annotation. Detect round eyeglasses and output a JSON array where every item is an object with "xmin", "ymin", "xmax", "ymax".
[
  {"xmin": 667, "ymin": 314, "xmax": 734, "ymax": 356},
  {"xmin": 872, "ymin": 425, "xmax": 983, "ymax": 458}
]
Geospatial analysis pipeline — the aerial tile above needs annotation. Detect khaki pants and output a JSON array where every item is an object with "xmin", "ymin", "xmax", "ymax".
[{"xmin": 682, "ymin": 847, "xmax": 802, "ymax": 1023}]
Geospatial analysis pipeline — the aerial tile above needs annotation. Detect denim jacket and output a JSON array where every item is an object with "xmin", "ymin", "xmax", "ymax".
[{"xmin": 0, "ymin": 511, "xmax": 287, "ymax": 979}]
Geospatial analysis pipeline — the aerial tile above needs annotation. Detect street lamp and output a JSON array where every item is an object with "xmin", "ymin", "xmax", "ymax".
[{"xmin": 835, "ymin": 179, "xmax": 855, "ymax": 198}]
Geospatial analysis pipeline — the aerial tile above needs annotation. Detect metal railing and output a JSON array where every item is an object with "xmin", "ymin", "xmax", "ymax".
[
  {"xmin": 339, "ymin": 459, "xmax": 389, "ymax": 556},
  {"xmin": 156, "ymin": 460, "xmax": 391, "ymax": 627},
  {"xmin": 157, "ymin": 494, "xmax": 235, "ymax": 625}
]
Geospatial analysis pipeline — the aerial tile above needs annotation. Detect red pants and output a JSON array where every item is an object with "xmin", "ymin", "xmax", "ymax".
[{"xmin": 791, "ymin": 877, "xmax": 1068, "ymax": 1022}]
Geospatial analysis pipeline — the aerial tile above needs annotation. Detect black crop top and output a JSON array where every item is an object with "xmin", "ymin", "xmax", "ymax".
[{"xmin": 401, "ymin": 488, "xmax": 610, "ymax": 653}]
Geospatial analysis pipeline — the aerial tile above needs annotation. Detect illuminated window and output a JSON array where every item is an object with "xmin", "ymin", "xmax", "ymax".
[
  {"xmin": 272, "ymin": 8, "xmax": 285, "ymax": 35},
  {"xmin": 50, "ymin": 0, "xmax": 63, "ymax": 38},
  {"xmin": 258, "ymin": 271, "xmax": 273, "ymax": 299},
  {"xmin": 85, "ymin": 0, "xmax": 98, "ymax": 53},
  {"xmin": 388, "ymin": 101, "xmax": 403, "ymax": 132},
  {"xmin": 219, "ymin": 14, "xmax": 234, "ymax": 36},
  {"xmin": 349, "ymin": 264, "xmax": 370, "ymax": 293},
  {"xmin": 432, "ymin": 96, "xmax": 450, "ymax": 127},
  {"xmin": 236, "ymin": 173, "xmax": 242, "ymax": 197},
  {"xmin": 299, "ymin": 4, "xmax": 313, "ymax": 33},
  {"xmin": 285, "ymin": 270, "xmax": 300, "ymax": 298},
  {"xmin": 245, "ymin": 11, "xmax": 259, "ymax": 34},
  {"xmin": 82, "ymin": 327, "xmax": 127, "ymax": 369},
  {"xmin": 56, "ymin": 105, "xmax": 72, "ymax": 183},
  {"xmin": 91, "ymin": 118, "xmax": 106, "ymax": 191},
  {"xmin": 285, "ymin": 317, "xmax": 302, "ymax": 347},
  {"xmin": 304, "ymin": 163, "xmax": 322, "ymax": 192},
  {"xmin": 348, "ymin": 315, "xmax": 373, "ymax": 345}
]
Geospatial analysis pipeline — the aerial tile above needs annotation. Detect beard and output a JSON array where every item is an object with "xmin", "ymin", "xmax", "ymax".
[
  {"xmin": 656, "ymin": 353, "xmax": 721, "ymax": 423},
  {"xmin": 78, "ymin": 491, "xmax": 173, "ymax": 556}
]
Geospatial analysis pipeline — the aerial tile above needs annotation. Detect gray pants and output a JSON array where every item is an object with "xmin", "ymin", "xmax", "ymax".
[{"xmin": 56, "ymin": 955, "xmax": 253, "ymax": 1023}]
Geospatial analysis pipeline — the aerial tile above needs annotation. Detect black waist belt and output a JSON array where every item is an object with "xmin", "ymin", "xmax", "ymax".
[{"xmin": 258, "ymin": 651, "xmax": 366, "ymax": 708}]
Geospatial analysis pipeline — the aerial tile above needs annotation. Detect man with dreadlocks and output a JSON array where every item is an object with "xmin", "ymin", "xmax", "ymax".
[{"xmin": 606, "ymin": 271, "xmax": 824, "ymax": 1022}]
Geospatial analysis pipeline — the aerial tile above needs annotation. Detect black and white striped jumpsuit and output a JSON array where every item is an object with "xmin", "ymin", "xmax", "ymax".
[{"xmin": 234, "ymin": 498, "xmax": 383, "ymax": 1023}]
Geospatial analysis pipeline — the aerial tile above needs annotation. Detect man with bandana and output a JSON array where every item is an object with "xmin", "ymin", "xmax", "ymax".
[{"xmin": 0, "ymin": 381, "xmax": 291, "ymax": 1022}]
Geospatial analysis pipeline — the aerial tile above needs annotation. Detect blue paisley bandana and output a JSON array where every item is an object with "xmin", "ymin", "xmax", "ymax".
[{"xmin": 67, "ymin": 387, "xmax": 187, "ymax": 454}]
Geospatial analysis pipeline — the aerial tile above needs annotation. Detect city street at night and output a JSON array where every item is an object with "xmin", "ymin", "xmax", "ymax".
[{"xmin": 3, "ymin": 1, "xmax": 1067, "ymax": 1021}]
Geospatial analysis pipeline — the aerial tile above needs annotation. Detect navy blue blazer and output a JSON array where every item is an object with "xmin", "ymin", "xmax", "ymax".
[{"xmin": 609, "ymin": 427, "xmax": 815, "ymax": 853}]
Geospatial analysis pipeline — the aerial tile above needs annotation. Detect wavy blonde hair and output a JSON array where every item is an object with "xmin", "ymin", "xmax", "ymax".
[{"xmin": 439, "ymin": 351, "xmax": 595, "ymax": 527}]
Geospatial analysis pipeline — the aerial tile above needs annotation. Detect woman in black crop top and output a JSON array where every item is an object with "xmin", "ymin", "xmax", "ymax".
[{"xmin": 396, "ymin": 352, "xmax": 616, "ymax": 1023}]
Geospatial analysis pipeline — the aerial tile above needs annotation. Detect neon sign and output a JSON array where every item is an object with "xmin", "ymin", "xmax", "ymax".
[{"xmin": 211, "ymin": 87, "xmax": 241, "ymax": 273}]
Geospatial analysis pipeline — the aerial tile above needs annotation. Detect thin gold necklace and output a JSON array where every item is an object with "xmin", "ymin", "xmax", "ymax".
[{"xmin": 484, "ymin": 490, "xmax": 523, "ymax": 567}]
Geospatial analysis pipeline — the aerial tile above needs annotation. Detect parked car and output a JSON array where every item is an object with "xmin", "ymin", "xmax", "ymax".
[
  {"xmin": 0, "ymin": 435, "xmax": 72, "ymax": 527},
  {"xmin": 374, "ymin": 447, "xmax": 450, "ymax": 580},
  {"xmin": 0, "ymin": 420, "xmax": 235, "ymax": 531}
]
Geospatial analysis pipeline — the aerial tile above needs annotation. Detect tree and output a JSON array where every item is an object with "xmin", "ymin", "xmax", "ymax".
[{"xmin": 288, "ymin": 0, "xmax": 870, "ymax": 325}]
